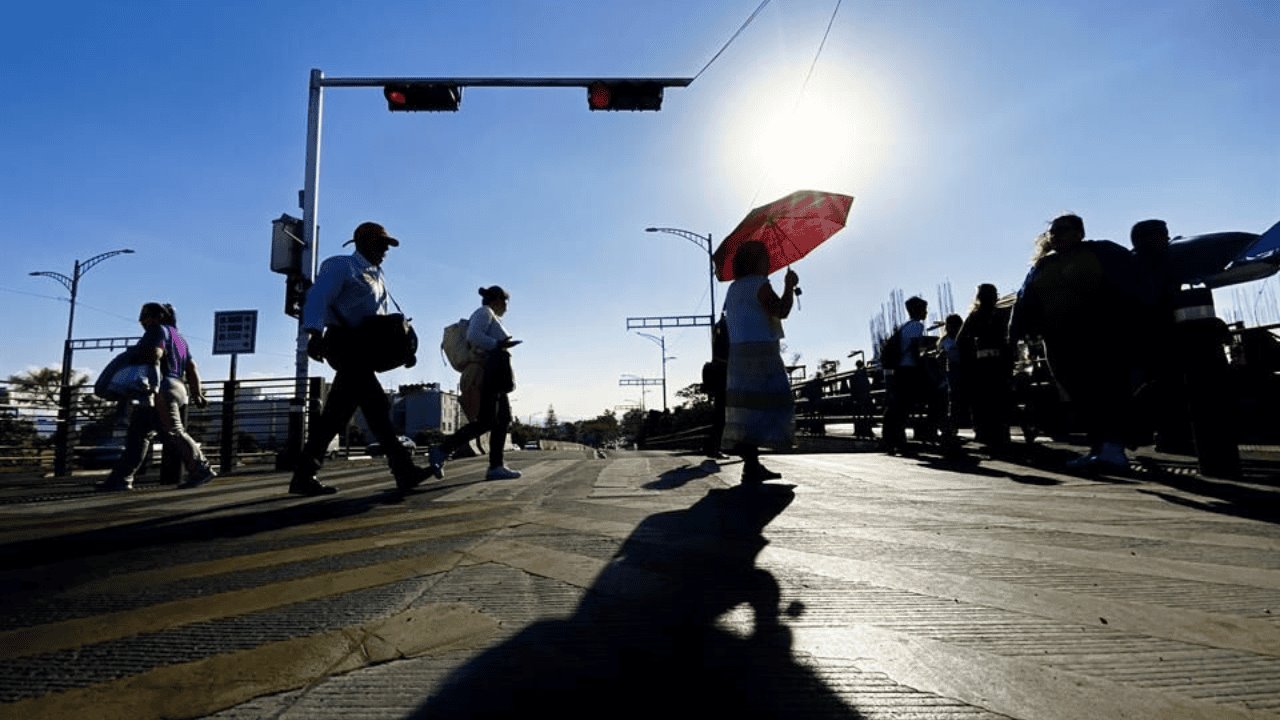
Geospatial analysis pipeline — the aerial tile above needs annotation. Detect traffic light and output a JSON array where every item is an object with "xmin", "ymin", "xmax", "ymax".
[
  {"xmin": 285, "ymin": 274, "xmax": 311, "ymax": 318},
  {"xmin": 383, "ymin": 83, "xmax": 462, "ymax": 112},
  {"xmin": 587, "ymin": 80, "xmax": 664, "ymax": 111}
]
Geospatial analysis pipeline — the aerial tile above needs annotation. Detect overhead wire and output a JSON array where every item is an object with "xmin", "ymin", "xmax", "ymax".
[
  {"xmin": 692, "ymin": 0, "xmax": 775, "ymax": 83},
  {"xmin": 748, "ymin": 0, "xmax": 844, "ymax": 209}
]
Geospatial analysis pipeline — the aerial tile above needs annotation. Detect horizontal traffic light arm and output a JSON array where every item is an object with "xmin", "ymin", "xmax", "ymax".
[{"xmin": 323, "ymin": 76, "xmax": 693, "ymax": 89}]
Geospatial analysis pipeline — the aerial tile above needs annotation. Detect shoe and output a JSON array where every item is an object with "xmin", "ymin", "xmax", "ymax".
[
  {"xmin": 95, "ymin": 477, "xmax": 133, "ymax": 492},
  {"xmin": 1093, "ymin": 444, "xmax": 1130, "ymax": 473},
  {"xmin": 289, "ymin": 474, "xmax": 337, "ymax": 496},
  {"xmin": 180, "ymin": 466, "xmax": 217, "ymax": 489},
  {"xmin": 1064, "ymin": 453, "xmax": 1097, "ymax": 470},
  {"xmin": 394, "ymin": 465, "xmax": 435, "ymax": 492},
  {"xmin": 741, "ymin": 465, "xmax": 783, "ymax": 484},
  {"xmin": 427, "ymin": 446, "xmax": 447, "ymax": 479},
  {"xmin": 1064, "ymin": 452, "xmax": 1129, "ymax": 474},
  {"xmin": 485, "ymin": 466, "xmax": 522, "ymax": 481}
]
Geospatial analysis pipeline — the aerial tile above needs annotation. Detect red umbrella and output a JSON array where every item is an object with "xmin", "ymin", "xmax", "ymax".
[{"xmin": 713, "ymin": 190, "xmax": 855, "ymax": 281}]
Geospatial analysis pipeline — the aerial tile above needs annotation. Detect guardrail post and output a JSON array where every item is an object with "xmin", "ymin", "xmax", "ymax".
[{"xmin": 220, "ymin": 379, "xmax": 237, "ymax": 474}]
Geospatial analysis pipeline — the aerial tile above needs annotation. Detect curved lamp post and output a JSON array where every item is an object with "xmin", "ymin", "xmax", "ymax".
[
  {"xmin": 635, "ymin": 332, "xmax": 675, "ymax": 412},
  {"xmin": 30, "ymin": 248, "xmax": 135, "ymax": 476},
  {"xmin": 645, "ymin": 226, "xmax": 716, "ymax": 343}
]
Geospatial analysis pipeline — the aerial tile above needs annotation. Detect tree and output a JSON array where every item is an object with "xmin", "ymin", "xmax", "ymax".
[
  {"xmin": 619, "ymin": 408, "xmax": 644, "ymax": 446},
  {"xmin": 543, "ymin": 405, "xmax": 559, "ymax": 438},
  {"xmin": 6, "ymin": 367, "xmax": 69, "ymax": 408},
  {"xmin": 576, "ymin": 410, "xmax": 620, "ymax": 448},
  {"xmin": 6, "ymin": 366, "xmax": 115, "ymax": 446},
  {"xmin": 675, "ymin": 382, "xmax": 711, "ymax": 410}
]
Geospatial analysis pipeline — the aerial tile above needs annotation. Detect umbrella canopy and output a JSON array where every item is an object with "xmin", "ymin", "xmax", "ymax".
[{"xmin": 713, "ymin": 190, "xmax": 854, "ymax": 281}]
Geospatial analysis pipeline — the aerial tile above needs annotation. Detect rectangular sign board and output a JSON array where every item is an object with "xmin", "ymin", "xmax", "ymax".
[{"xmin": 213, "ymin": 310, "xmax": 258, "ymax": 355}]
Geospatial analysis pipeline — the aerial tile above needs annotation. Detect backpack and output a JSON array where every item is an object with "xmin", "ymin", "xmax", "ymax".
[
  {"xmin": 879, "ymin": 326, "xmax": 904, "ymax": 369},
  {"xmin": 441, "ymin": 318, "xmax": 472, "ymax": 371}
]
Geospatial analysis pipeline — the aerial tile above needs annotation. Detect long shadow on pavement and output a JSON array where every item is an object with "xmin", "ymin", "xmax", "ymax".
[
  {"xmin": 0, "ymin": 480, "xmax": 422, "ymax": 574},
  {"xmin": 412, "ymin": 483, "xmax": 863, "ymax": 719},
  {"xmin": 1136, "ymin": 469, "xmax": 1280, "ymax": 524}
]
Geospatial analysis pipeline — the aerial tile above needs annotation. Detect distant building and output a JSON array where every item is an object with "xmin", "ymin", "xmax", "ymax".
[{"xmin": 392, "ymin": 383, "xmax": 462, "ymax": 438}]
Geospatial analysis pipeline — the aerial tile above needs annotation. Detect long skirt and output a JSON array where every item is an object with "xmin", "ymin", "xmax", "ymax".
[{"xmin": 722, "ymin": 340, "xmax": 794, "ymax": 449}]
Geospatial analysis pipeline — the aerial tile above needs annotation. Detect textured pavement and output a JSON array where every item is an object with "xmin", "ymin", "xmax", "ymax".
[{"xmin": 0, "ymin": 444, "xmax": 1277, "ymax": 719}]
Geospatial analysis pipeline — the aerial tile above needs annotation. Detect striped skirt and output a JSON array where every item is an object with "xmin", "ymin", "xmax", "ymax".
[{"xmin": 722, "ymin": 340, "xmax": 795, "ymax": 449}]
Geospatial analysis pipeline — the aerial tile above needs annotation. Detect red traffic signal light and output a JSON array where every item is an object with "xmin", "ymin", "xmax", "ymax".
[
  {"xmin": 383, "ymin": 83, "xmax": 462, "ymax": 112},
  {"xmin": 587, "ymin": 80, "xmax": 664, "ymax": 111}
]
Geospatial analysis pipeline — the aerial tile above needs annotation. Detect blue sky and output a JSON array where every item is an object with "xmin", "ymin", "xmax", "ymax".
[{"xmin": 2, "ymin": 0, "xmax": 1277, "ymax": 422}]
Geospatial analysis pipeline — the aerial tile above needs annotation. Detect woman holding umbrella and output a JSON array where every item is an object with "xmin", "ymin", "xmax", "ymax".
[{"xmin": 720, "ymin": 240, "xmax": 798, "ymax": 484}]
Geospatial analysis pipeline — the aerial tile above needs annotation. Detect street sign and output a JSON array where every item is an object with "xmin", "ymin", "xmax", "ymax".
[{"xmin": 213, "ymin": 310, "xmax": 258, "ymax": 355}]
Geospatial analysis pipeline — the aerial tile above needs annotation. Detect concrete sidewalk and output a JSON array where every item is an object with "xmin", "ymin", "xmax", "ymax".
[{"xmin": 0, "ymin": 445, "xmax": 1276, "ymax": 719}]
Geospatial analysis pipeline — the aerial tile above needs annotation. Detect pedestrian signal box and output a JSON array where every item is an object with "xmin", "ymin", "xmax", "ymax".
[
  {"xmin": 383, "ymin": 83, "xmax": 462, "ymax": 112},
  {"xmin": 587, "ymin": 80, "xmax": 664, "ymax": 111},
  {"xmin": 271, "ymin": 213, "xmax": 303, "ymax": 275}
]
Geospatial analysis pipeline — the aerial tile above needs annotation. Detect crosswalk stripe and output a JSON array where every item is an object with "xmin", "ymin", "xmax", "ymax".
[
  {"xmin": 0, "ymin": 602, "xmax": 499, "ymax": 720},
  {"xmin": 73, "ymin": 512, "xmax": 520, "ymax": 594},
  {"xmin": 0, "ymin": 551, "xmax": 463, "ymax": 660}
]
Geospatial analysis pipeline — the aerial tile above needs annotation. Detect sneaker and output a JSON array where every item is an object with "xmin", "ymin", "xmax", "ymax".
[
  {"xmin": 95, "ymin": 477, "xmax": 133, "ymax": 492},
  {"xmin": 1064, "ymin": 453, "xmax": 1097, "ymax": 470},
  {"xmin": 485, "ymin": 466, "xmax": 522, "ymax": 481},
  {"xmin": 1094, "ymin": 443, "xmax": 1130, "ymax": 472},
  {"xmin": 180, "ymin": 466, "xmax": 217, "ymax": 489},
  {"xmin": 289, "ymin": 473, "xmax": 338, "ymax": 496},
  {"xmin": 427, "ymin": 446, "xmax": 447, "ymax": 480},
  {"xmin": 394, "ymin": 465, "xmax": 435, "ymax": 492}
]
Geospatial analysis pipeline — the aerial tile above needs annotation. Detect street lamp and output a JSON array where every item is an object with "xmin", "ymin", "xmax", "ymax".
[
  {"xmin": 30, "ymin": 248, "xmax": 136, "ymax": 476},
  {"xmin": 645, "ymin": 226, "xmax": 716, "ymax": 337},
  {"xmin": 635, "ymin": 332, "xmax": 675, "ymax": 412}
]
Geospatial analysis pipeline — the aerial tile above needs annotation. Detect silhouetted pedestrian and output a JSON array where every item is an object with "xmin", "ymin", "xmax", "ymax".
[
  {"xmin": 721, "ymin": 240, "xmax": 797, "ymax": 484},
  {"xmin": 957, "ymin": 283, "xmax": 1013, "ymax": 448},
  {"xmin": 939, "ymin": 312, "xmax": 966, "ymax": 438},
  {"xmin": 1009, "ymin": 213, "xmax": 1153, "ymax": 471},
  {"xmin": 849, "ymin": 360, "xmax": 875, "ymax": 439},
  {"xmin": 702, "ymin": 314, "xmax": 730, "ymax": 460},
  {"xmin": 289, "ymin": 221, "xmax": 434, "ymax": 495},
  {"xmin": 97, "ymin": 302, "xmax": 216, "ymax": 491},
  {"xmin": 881, "ymin": 296, "xmax": 944, "ymax": 453},
  {"xmin": 1130, "ymin": 219, "xmax": 1189, "ymax": 451},
  {"xmin": 429, "ymin": 286, "xmax": 522, "ymax": 481}
]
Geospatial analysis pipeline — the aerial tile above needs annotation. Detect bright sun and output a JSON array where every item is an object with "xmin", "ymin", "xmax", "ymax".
[{"xmin": 719, "ymin": 70, "xmax": 894, "ymax": 202}]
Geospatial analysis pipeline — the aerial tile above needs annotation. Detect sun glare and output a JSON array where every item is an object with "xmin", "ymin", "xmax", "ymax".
[{"xmin": 719, "ymin": 72, "xmax": 894, "ymax": 202}]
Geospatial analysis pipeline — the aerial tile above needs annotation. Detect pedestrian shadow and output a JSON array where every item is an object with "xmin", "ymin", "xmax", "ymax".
[
  {"xmin": 1136, "ymin": 467, "xmax": 1280, "ymax": 524},
  {"xmin": 645, "ymin": 461, "xmax": 729, "ymax": 490},
  {"xmin": 0, "ymin": 478, "xmax": 434, "ymax": 574},
  {"xmin": 411, "ymin": 484, "xmax": 863, "ymax": 719}
]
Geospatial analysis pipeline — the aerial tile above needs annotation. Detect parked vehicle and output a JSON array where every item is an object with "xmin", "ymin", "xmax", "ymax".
[{"xmin": 366, "ymin": 436, "xmax": 416, "ymax": 457}]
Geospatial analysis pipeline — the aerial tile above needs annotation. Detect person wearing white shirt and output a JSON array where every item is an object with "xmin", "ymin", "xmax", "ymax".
[
  {"xmin": 429, "ymin": 286, "xmax": 523, "ymax": 481},
  {"xmin": 881, "ymin": 295, "xmax": 943, "ymax": 454},
  {"xmin": 720, "ymin": 241, "xmax": 798, "ymax": 484},
  {"xmin": 289, "ymin": 221, "xmax": 434, "ymax": 496}
]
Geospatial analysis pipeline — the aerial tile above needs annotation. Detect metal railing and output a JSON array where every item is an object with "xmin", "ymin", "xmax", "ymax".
[{"xmin": 0, "ymin": 376, "xmax": 341, "ymax": 475}]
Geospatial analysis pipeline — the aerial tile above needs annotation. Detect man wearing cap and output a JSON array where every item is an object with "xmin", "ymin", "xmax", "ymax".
[{"xmin": 289, "ymin": 221, "xmax": 434, "ymax": 496}]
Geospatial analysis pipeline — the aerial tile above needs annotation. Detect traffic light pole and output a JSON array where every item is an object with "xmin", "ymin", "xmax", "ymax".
[
  {"xmin": 283, "ymin": 69, "xmax": 692, "ymax": 468},
  {"xmin": 285, "ymin": 69, "xmax": 324, "ymax": 469}
]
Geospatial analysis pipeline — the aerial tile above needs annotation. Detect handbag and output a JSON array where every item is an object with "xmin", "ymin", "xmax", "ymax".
[
  {"xmin": 326, "ymin": 289, "xmax": 418, "ymax": 373},
  {"xmin": 359, "ymin": 312, "xmax": 419, "ymax": 372},
  {"xmin": 95, "ymin": 351, "xmax": 160, "ymax": 401}
]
